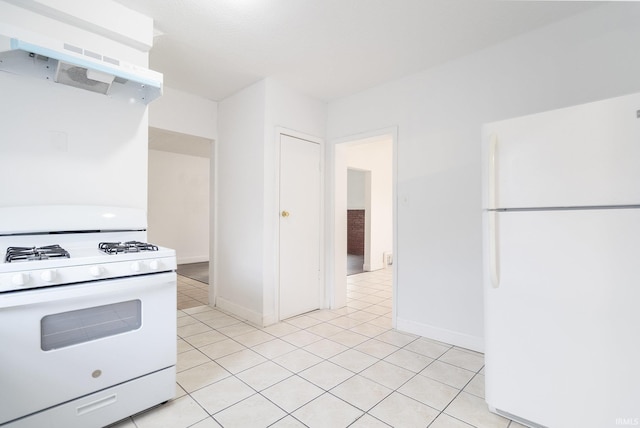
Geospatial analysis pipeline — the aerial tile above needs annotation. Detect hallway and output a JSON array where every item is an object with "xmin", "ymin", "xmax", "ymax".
[{"xmin": 177, "ymin": 262, "xmax": 209, "ymax": 309}]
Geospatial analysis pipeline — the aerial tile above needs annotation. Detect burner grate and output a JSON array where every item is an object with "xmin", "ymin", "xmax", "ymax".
[
  {"xmin": 5, "ymin": 245, "xmax": 71, "ymax": 263},
  {"xmin": 99, "ymin": 241, "xmax": 159, "ymax": 254}
]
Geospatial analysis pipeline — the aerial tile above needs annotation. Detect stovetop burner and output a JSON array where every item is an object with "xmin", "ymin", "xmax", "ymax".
[
  {"xmin": 5, "ymin": 245, "xmax": 71, "ymax": 263},
  {"xmin": 99, "ymin": 241, "xmax": 159, "ymax": 255}
]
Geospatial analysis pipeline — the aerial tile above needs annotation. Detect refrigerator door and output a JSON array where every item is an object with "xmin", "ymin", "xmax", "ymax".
[
  {"xmin": 484, "ymin": 208, "xmax": 640, "ymax": 428},
  {"xmin": 482, "ymin": 92, "xmax": 640, "ymax": 210}
]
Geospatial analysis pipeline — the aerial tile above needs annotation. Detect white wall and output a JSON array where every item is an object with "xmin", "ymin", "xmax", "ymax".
[
  {"xmin": 216, "ymin": 80, "xmax": 266, "ymax": 323},
  {"xmin": 346, "ymin": 140, "xmax": 393, "ymax": 271},
  {"xmin": 327, "ymin": 3, "xmax": 640, "ymax": 351},
  {"xmin": 148, "ymin": 149, "xmax": 209, "ymax": 263},
  {"xmin": 149, "ymin": 86, "xmax": 217, "ymax": 140},
  {"xmin": 0, "ymin": 1, "xmax": 152, "ymax": 211},
  {"xmin": 147, "ymin": 87, "xmax": 217, "ymax": 268},
  {"xmin": 347, "ymin": 169, "xmax": 366, "ymax": 209},
  {"xmin": 215, "ymin": 78, "xmax": 326, "ymax": 325}
]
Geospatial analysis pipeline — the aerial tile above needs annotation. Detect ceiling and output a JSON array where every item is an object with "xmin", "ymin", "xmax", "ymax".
[{"xmin": 113, "ymin": 0, "xmax": 600, "ymax": 103}]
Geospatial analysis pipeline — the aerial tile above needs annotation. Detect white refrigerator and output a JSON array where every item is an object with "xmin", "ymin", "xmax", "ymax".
[{"xmin": 482, "ymin": 92, "xmax": 640, "ymax": 428}]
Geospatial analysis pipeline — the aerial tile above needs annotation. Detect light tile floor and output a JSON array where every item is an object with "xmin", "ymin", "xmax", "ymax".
[
  {"xmin": 177, "ymin": 274, "xmax": 209, "ymax": 310},
  {"xmin": 109, "ymin": 269, "xmax": 525, "ymax": 428},
  {"xmin": 347, "ymin": 254, "xmax": 365, "ymax": 276}
]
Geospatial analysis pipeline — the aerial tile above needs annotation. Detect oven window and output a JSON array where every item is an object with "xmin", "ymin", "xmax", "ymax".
[{"xmin": 41, "ymin": 300, "xmax": 142, "ymax": 351}]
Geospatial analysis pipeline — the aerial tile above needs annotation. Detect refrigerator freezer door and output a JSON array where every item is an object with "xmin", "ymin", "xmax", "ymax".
[
  {"xmin": 482, "ymin": 92, "xmax": 640, "ymax": 210},
  {"xmin": 484, "ymin": 208, "xmax": 640, "ymax": 428}
]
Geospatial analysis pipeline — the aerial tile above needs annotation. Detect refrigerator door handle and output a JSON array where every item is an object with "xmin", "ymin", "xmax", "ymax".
[
  {"xmin": 489, "ymin": 133, "xmax": 498, "ymax": 209},
  {"xmin": 489, "ymin": 212, "xmax": 500, "ymax": 288}
]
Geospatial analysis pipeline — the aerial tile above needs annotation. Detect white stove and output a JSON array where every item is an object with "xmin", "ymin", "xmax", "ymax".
[
  {"xmin": 0, "ymin": 238, "xmax": 176, "ymax": 292},
  {"xmin": 0, "ymin": 205, "xmax": 177, "ymax": 428}
]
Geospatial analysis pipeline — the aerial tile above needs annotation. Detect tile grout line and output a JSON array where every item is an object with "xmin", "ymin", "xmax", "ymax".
[
  {"xmin": 187, "ymin": 282, "xmax": 410, "ymax": 424},
  {"xmin": 425, "ymin": 361, "xmax": 487, "ymax": 428},
  {"xmin": 133, "ymin": 269, "xmax": 499, "ymax": 428}
]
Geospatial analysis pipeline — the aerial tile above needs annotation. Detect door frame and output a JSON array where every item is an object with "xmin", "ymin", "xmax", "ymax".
[
  {"xmin": 209, "ymin": 138, "xmax": 216, "ymax": 308},
  {"xmin": 328, "ymin": 127, "xmax": 398, "ymax": 324},
  {"xmin": 274, "ymin": 127, "xmax": 325, "ymax": 322}
]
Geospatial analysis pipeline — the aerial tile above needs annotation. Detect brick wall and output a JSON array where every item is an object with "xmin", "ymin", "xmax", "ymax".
[{"xmin": 347, "ymin": 209, "xmax": 365, "ymax": 255}]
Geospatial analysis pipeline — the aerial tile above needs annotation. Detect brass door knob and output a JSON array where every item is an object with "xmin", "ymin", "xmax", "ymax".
[{"xmin": 281, "ymin": 210, "xmax": 290, "ymax": 217}]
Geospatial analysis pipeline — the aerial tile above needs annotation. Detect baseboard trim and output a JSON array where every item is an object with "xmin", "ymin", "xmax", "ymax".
[
  {"xmin": 216, "ymin": 297, "xmax": 263, "ymax": 326},
  {"xmin": 396, "ymin": 317, "xmax": 484, "ymax": 353},
  {"xmin": 363, "ymin": 263, "xmax": 384, "ymax": 272},
  {"xmin": 262, "ymin": 313, "xmax": 278, "ymax": 327}
]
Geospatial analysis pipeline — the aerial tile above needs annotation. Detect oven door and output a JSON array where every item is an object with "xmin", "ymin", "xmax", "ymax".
[{"xmin": 0, "ymin": 272, "xmax": 176, "ymax": 425}]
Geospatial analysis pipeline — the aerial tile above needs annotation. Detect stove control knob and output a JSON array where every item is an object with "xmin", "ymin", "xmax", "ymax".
[
  {"xmin": 89, "ymin": 266, "xmax": 104, "ymax": 277},
  {"xmin": 149, "ymin": 260, "xmax": 159, "ymax": 270},
  {"xmin": 131, "ymin": 261, "xmax": 141, "ymax": 272},
  {"xmin": 41, "ymin": 270, "xmax": 56, "ymax": 282},
  {"xmin": 12, "ymin": 272, "xmax": 29, "ymax": 286}
]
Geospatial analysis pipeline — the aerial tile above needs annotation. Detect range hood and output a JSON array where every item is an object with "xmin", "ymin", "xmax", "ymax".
[{"xmin": 0, "ymin": 36, "xmax": 162, "ymax": 104}]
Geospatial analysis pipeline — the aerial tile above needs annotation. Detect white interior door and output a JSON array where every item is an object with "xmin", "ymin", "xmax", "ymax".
[{"xmin": 279, "ymin": 134, "xmax": 321, "ymax": 319}]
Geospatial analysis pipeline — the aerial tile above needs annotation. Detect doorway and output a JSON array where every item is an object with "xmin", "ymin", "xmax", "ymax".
[
  {"xmin": 347, "ymin": 168, "xmax": 368, "ymax": 275},
  {"xmin": 147, "ymin": 127, "xmax": 212, "ymax": 310},
  {"xmin": 332, "ymin": 130, "xmax": 397, "ymax": 321}
]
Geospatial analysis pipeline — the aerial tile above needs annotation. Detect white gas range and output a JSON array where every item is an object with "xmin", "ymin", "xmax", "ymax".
[{"xmin": 0, "ymin": 205, "xmax": 177, "ymax": 428}]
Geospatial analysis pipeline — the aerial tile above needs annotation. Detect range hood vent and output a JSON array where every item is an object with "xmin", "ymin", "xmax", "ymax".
[
  {"xmin": 0, "ymin": 37, "xmax": 162, "ymax": 104},
  {"xmin": 55, "ymin": 61, "xmax": 115, "ymax": 94}
]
